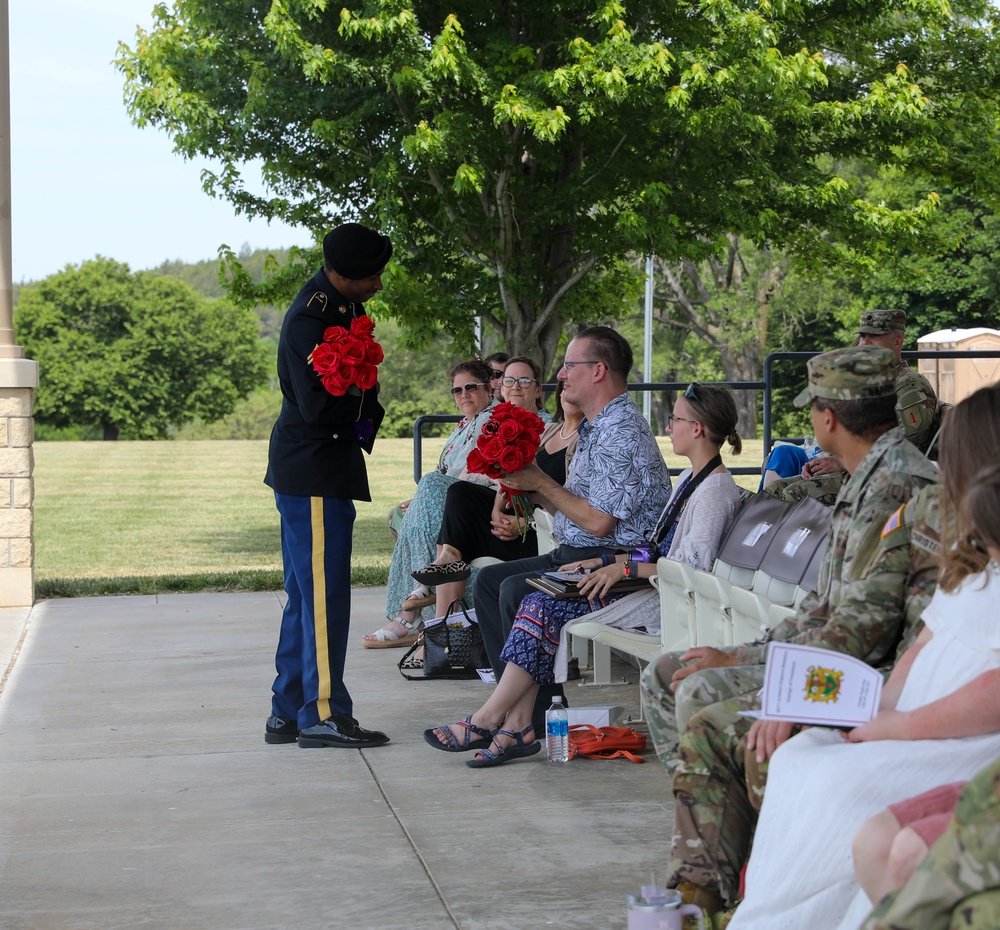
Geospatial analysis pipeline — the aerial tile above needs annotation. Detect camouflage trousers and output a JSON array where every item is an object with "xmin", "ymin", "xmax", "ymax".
[
  {"xmin": 764, "ymin": 470, "xmax": 844, "ymax": 507},
  {"xmin": 667, "ymin": 689, "xmax": 767, "ymax": 908},
  {"xmin": 862, "ymin": 757, "xmax": 1000, "ymax": 930},
  {"xmin": 639, "ymin": 654, "xmax": 765, "ymax": 776}
]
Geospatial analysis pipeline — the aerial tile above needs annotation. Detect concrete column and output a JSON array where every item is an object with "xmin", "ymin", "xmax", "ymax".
[{"xmin": 0, "ymin": 358, "xmax": 38, "ymax": 606}]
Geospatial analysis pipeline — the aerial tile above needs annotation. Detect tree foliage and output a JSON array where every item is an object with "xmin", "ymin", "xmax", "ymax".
[
  {"xmin": 15, "ymin": 258, "xmax": 267, "ymax": 440},
  {"xmin": 117, "ymin": 0, "xmax": 1000, "ymax": 374}
]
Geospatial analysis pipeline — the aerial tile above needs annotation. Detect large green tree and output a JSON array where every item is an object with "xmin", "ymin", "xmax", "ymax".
[
  {"xmin": 118, "ymin": 0, "xmax": 1000, "ymax": 374},
  {"xmin": 15, "ymin": 258, "xmax": 267, "ymax": 440}
]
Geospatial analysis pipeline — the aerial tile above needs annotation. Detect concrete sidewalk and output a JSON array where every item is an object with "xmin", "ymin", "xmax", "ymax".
[{"xmin": 0, "ymin": 589, "xmax": 674, "ymax": 930}]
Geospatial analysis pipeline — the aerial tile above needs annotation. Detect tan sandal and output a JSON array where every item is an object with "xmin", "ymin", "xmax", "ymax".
[
  {"xmin": 362, "ymin": 613, "xmax": 423, "ymax": 649},
  {"xmin": 401, "ymin": 583, "xmax": 435, "ymax": 610}
]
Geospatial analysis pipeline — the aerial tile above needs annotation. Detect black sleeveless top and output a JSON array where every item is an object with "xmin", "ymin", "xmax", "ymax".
[{"xmin": 535, "ymin": 444, "xmax": 568, "ymax": 487}]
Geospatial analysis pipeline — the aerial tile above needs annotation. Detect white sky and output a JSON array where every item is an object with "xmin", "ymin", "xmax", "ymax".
[{"xmin": 10, "ymin": 0, "xmax": 308, "ymax": 283}]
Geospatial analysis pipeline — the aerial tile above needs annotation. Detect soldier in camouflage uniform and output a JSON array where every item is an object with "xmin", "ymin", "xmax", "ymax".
[
  {"xmin": 764, "ymin": 309, "xmax": 940, "ymax": 506},
  {"xmin": 640, "ymin": 347, "xmax": 939, "ymax": 775},
  {"xmin": 861, "ymin": 756, "xmax": 1000, "ymax": 930},
  {"xmin": 667, "ymin": 482, "xmax": 942, "ymax": 914},
  {"xmin": 642, "ymin": 347, "xmax": 940, "ymax": 914}
]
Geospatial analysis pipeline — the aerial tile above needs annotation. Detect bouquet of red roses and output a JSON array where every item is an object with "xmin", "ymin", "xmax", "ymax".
[
  {"xmin": 308, "ymin": 316, "xmax": 384, "ymax": 396},
  {"xmin": 466, "ymin": 402, "xmax": 546, "ymax": 540}
]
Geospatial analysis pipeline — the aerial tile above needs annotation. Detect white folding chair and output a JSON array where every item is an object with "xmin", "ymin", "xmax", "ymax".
[
  {"xmin": 652, "ymin": 557, "xmax": 696, "ymax": 652},
  {"xmin": 689, "ymin": 565, "xmax": 734, "ymax": 647},
  {"xmin": 729, "ymin": 574, "xmax": 769, "ymax": 644}
]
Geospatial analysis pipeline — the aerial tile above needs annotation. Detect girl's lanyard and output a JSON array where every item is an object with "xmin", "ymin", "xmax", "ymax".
[{"xmin": 649, "ymin": 453, "xmax": 723, "ymax": 550}]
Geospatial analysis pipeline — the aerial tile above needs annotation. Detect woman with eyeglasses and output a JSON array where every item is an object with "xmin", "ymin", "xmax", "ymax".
[
  {"xmin": 424, "ymin": 382, "xmax": 744, "ymax": 765},
  {"xmin": 411, "ymin": 360, "xmax": 582, "ymax": 624},
  {"xmin": 498, "ymin": 355, "xmax": 547, "ymax": 416},
  {"xmin": 362, "ymin": 358, "xmax": 497, "ymax": 648}
]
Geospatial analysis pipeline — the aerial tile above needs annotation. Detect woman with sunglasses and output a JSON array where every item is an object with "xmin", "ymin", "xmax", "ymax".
[
  {"xmin": 411, "ymin": 359, "xmax": 582, "ymax": 623},
  {"xmin": 424, "ymin": 382, "xmax": 744, "ymax": 764},
  {"xmin": 362, "ymin": 359, "xmax": 497, "ymax": 648},
  {"xmin": 485, "ymin": 351, "xmax": 510, "ymax": 401}
]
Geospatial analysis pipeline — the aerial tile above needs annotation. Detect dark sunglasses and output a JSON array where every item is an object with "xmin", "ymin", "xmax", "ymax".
[
  {"xmin": 451, "ymin": 382, "xmax": 486, "ymax": 396},
  {"xmin": 684, "ymin": 383, "xmax": 700, "ymax": 401},
  {"xmin": 490, "ymin": 369, "xmax": 505, "ymax": 379}
]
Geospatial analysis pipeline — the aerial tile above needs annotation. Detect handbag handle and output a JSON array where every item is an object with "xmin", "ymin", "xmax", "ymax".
[
  {"xmin": 567, "ymin": 723, "xmax": 647, "ymax": 763},
  {"xmin": 441, "ymin": 597, "xmax": 475, "ymax": 655}
]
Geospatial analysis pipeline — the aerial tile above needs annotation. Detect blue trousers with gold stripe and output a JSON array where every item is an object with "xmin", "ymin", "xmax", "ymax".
[{"xmin": 272, "ymin": 493, "xmax": 356, "ymax": 729}]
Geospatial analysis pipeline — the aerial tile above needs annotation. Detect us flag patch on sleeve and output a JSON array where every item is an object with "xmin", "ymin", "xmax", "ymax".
[{"xmin": 881, "ymin": 504, "xmax": 905, "ymax": 538}]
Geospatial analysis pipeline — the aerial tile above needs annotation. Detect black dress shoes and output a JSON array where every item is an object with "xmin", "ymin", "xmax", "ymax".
[
  {"xmin": 265, "ymin": 714, "xmax": 299, "ymax": 744},
  {"xmin": 297, "ymin": 713, "xmax": 390, "ymax": 748}
]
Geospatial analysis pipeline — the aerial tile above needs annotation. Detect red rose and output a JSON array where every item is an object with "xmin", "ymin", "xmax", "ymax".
[
  {"xmin": 365, "ymin": 341, "xmax": 384, "ymax": 365},
  {"xmin": 355, "ymin": 363, "xmax": 378, "ymax": 390},
  {"xmin": 480, "ymin": 436, "xmax": 505, "ymax": 462},
  {"xmin": 351, "ymin": 316, "xmax": 376, "ymax": 337},
  {"xmin": 517, "ymin": 439, "xmax": 537, "ymax": 461},
  {"xmin": 481, "ymin": 419, "xmax": 501, "ymax": 435},
  {"xmin": 309, "ymin": 342, "xmax": 342, "ymax": 374},
  {"xmin": 497, "ymin": 418, "xmax": 522, "ymax": 442},
  {"xmin": 321, "ymin": 373, "xmax": 348, "ymax": 396},
  {"xmin": 342, "ymin": 338, "xmax": 367, "ymax": 365},
  {"xmin": 323, "ymin": 326, "xmax": 349, "ymax": 344},
  {"xmin": 465, "ymin": 448, "xmax": 486, "ymax": 474},
  {"xmin": 499, "ymin": 445, "xmax": 528, "ymax": 473}
]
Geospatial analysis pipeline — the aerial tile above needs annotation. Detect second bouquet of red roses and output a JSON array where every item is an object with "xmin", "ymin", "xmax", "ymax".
[
  {"xmin": 308, "ymin": 316, "xmax": 384, "ymax": 396},
  {"xmin": 466, "ymin": 401, "xmax": 546, "ymax": 540}
]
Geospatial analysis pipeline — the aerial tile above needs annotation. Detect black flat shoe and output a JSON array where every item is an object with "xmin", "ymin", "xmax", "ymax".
[
  {"xmin": 265, "ymin": 714, "xmax": 298, "ymax": 744},
  {"xmin": 411, "ymin": 560, "xmax": 472, "ymax": 586},
  {"xmin": 297, "ymin": 714, "xmax": 390, "ymax": 749}
]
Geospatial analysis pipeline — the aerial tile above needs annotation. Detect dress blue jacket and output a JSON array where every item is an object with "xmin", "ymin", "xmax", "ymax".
[{"xmin": 264, "ymin": 268, "xmax": 385, "ymax": 500}]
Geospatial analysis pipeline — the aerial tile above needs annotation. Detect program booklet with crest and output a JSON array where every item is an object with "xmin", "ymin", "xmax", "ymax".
[{"xmin": 738, "ymin": 641, "xmax": 883, "ymax": 728}]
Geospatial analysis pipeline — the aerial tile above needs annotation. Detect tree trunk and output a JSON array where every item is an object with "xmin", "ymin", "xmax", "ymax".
[
  {"xmin": 718, "ymin": 345, "xmax": 761, "ymax": 441},
  {"xmin": 500, "ymin": 308, "xmax": 567, "ymax": 381},
  {"xmin": 102, "ymin": 420, "xmax": 120, "ymax": 441}
]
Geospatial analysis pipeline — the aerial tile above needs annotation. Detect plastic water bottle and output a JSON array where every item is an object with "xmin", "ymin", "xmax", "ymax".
[
  {"xmin": 803, "ymin": 435, "xmax": 823, "ymax": 460},
  {"xmin": 545, "ymin": 695, "xmax": 569, "ymax": 763}
]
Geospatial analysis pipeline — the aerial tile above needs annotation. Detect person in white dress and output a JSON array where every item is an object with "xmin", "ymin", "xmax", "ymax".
[{"xmin": 729, "ymin": 383, "xmax": 1000, "ymax": 930}]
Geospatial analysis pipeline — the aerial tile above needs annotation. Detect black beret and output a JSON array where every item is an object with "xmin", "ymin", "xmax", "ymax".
[{"xmin": 322, "ymin": 224, "xmax": 393, "ymax": 279}]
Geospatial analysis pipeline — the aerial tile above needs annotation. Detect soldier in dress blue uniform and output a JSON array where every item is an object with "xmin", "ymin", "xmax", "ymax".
[{"xmin": 263, "ymin": 223, "xmax": 393, "ymax": 748}]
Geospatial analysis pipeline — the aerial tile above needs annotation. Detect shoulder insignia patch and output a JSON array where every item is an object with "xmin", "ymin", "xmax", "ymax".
[
  {"xmin": 881, "ymin": 504, "xmax": 905, "ymax": 538},
  {"xmin": 306, "ymin": 292, "xmax": 328, "ymax": 311}
]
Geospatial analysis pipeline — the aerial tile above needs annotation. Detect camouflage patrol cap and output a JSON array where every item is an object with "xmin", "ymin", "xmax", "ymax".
[
  {"xmin": 856, "ymin": 309, "xmax": 907, "ymax": 335},
  {"xmin": 793, "ymin": 346, "xmax": 896, "ymax": 407}
]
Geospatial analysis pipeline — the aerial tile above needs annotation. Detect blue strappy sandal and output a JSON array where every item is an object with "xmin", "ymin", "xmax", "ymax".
[
  {"xmin": 465, "ymin": 725, "xmax": 541, "ymax": 768},
  {"xmin": 423, "ymin": 715, "xmax": 497, "ymax": 752}
]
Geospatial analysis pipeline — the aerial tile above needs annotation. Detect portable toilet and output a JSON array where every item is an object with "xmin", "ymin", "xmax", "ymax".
[{"xmin": 917, "ymin": 327, "xmax": 1000, "ymax": 405}]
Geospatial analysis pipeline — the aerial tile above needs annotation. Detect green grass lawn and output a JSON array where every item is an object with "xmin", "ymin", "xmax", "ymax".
[{"xmin": 33, "ymin": 437, "xmax": 766, "ymax": 597}]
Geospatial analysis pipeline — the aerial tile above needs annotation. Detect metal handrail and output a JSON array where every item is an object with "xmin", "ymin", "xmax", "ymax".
[
  {"xmin": 412, "ymin": 350, "xmax": 1000, "ymax": 484},
  {"xmin": 762, "ymin": 349, "xmax": 1000, "ymax": 451}
]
